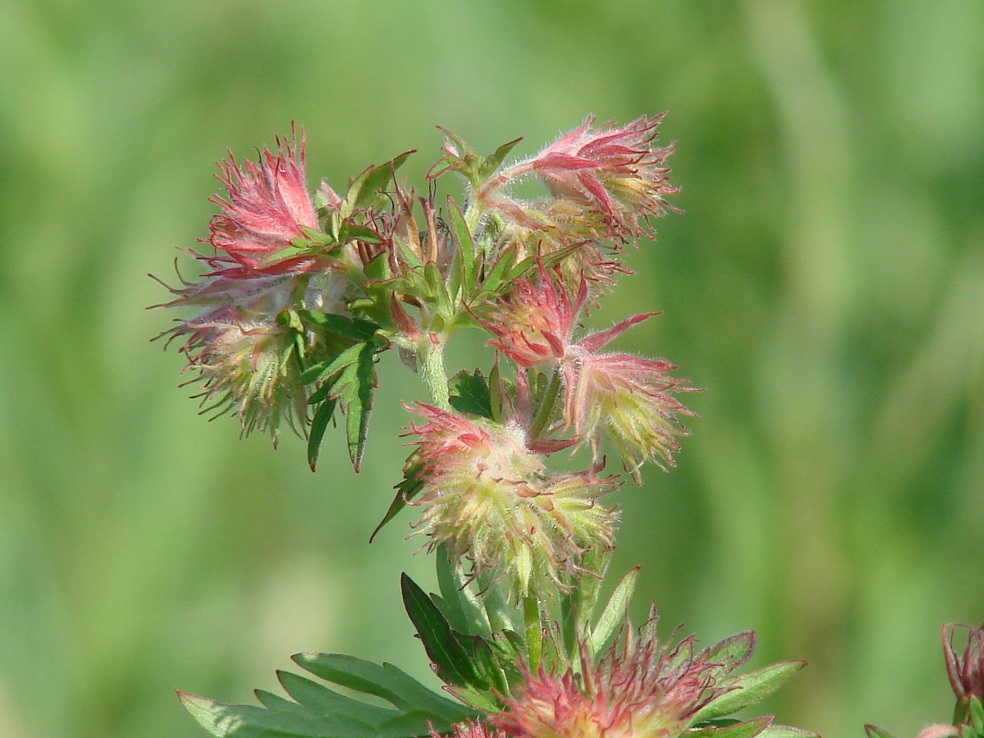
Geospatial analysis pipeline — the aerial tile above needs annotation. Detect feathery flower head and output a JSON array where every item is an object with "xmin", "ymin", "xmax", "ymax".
[
  {"xmin": 530, "ymin": 114, "xmax": 679, "ymax": 241},
  {"xmin": 404, "ymin": 404, "xmax": 618, "ymax": 597},
  {"xmin": 482, "ymin": 115, "xmax": 677, "ymax": 247},
  {"xmin": 208, "ymin": 126, "xmax": 325, "ymax": 275},
  {"xmin": 566, "ymin": 350, "xmax": 696, "ymax": 480},
  {"xmin": 495, "ymin": 608, "xmax": 756, "ymax": 738}
]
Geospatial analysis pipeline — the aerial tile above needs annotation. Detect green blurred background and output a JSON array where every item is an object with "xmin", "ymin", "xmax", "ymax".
[{"xmin": 1, "ymin": 1, "xmax": 982, "ymax": 736}]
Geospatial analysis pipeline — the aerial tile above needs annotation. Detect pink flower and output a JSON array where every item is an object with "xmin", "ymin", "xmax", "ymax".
[
  {"xmin": 482, "ymin": 115, "xmax": 678, "ymax": 245},
  {"xmin": 169, "ymin": 306, "xmax": 307, "ymax": 443},
  {"xmin": 565, "ymin": 350, "xmax": 696, "ymax": 480},
  {"xmin": 404, "ymin": 404, "xmax": 618, "ymax": 597},
  {"xmin": 207, "ymin": 125, "xmax": 323, "ymax": 275},
  {"xmin": 494, "ymin": 608, "xmax": 758, "ymax": 738},
  {"xmin": 481, "ymin": 265, "xmax": 695, "ymax": 477},
  {"xmin": 480, "ymin": 265, "xmax": 586, "ymax": 368}
]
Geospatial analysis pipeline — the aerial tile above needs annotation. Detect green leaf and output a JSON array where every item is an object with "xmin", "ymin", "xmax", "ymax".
[
  {"xmin": 694, "ymin": 661, "xmax": 806, "ymax": 723},
  {"xmin": 863, "ymin": 727, "xmax": 896, "ymax": 738},
  {"xmin": 400, "ymin": 574, "xmax": 487, "ymax": 690},
  {"xmin": 178, "ymin": 652, "xmax": 476, "ymax": 738},
  {"xmin": 448, "ymin": 370, "xmax": 493, "ymax": 419}
]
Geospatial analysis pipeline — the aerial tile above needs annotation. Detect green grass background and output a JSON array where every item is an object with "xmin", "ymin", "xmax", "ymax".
[{"xmin": 1, "ymin": 2, "xmax": 982, "ymax": 736}]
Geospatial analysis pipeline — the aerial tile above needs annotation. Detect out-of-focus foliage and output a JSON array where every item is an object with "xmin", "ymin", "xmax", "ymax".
[{"xmin": 0, "ymin": 2, "xmax": 981, "ymax": 737}]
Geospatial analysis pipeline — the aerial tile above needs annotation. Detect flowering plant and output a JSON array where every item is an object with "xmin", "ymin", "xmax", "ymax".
[{"xmin": 157, "ymin": 115, "xmax": 976, "ymax": 738}]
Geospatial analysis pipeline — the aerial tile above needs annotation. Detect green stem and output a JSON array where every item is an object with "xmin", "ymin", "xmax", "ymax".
[
  {"xmin": 524, "ymin": 593, "xmax": 543, "ymax": 672},
  {"xmin": 420, "ymin": 337, "xmax": 451, "ymax": 410}
]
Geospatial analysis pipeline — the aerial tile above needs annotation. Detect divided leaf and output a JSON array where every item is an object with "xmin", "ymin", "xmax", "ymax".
[
  {"xmin": 448, "ymin": 370, "xmax": 493, "ymax": 419},
  {"xmin": 300, "ymin": 316, "xmax": 389, "ymax": 472},
  {"xmin": 179, "ymin": 653, "xmax": 475, "ymax": 738}
]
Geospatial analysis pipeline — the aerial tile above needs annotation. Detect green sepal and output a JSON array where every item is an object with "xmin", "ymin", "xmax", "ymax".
[
  {"xmin": 400, "ymin": 574, "xmax": 487, "ymax": 690},
  {"xmin": 446, "ymin": 198, "xmax": 479, "ymax": 301},
  {"xmin": 687, "ymin": 717, "xmax": 772, "ymax": 738},
  {"xmin": 863, "ymin": 726, "xmax": 897, "ymax": 738},
  {"xmin": 369, "ymin": 456, "xmax": 425, "ymax": 542},
  {"xmin": 701, "ymin": 630, "xmax": 757, "ymax": 673},
  {"xmin": 693, "ymin": 661, "xmax": 806, "ymax": 723},
  {"xmin": 587, "ymin": 566, "xmax": 639, "ymax": 657},
  {"xmin": 759, "ymin": 726, "xmax": 820, "ymax": 738},
  {"xmin": 427, "ymin": 130, "xmax": 522, "ymax": 188},
  {"xmin": 448, "ymin": 369, "xmax": 493, "ymax": 419},
  {"xmin": 179, "ymin": 653, "xmax": 475, "ymax": 738},
  {"xmin": 341, "ymin": 151, "xmax": 415, "ymax": 218}
]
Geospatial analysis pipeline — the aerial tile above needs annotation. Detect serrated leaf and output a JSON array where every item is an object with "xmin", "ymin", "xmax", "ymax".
[
  {"xmin": 293, "ymin": 653, "xmax": 474, "ymax": 724},
  {"xmin": 588, "ymin": 567, "xmax": 639, "ymax": 657},
  {"xmin": 301, "ymin": 335, "xmax": 386, "ymax": 473},
  {"xmin": 179, "ymin": 690, "xmax": 375, "ymax": 738},
  {"xmin": 448, "ymin": 370, "xmax": 493, "ymax": 418},
  {"xmin": 183, "ymin": 649, "xmax": 479, "ymax": 738},
  {"xmin": 401, "ymin": 574, "xmax": 487, "ymax": 690},
  {"xmin": 694, "ymin": 661, "xmax": 806, "ymax": 723},
  {"xmin": 344, "ymin": 345, "xmax": 375, "ymax": 471}
]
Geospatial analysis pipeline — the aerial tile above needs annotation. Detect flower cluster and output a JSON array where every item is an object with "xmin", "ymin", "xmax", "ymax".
[
  {"xmin": 162, "ymin": 116, "xmax": 819, "ymax": 738},
  {"xmin": 158, "ymin": 114, "xmax": 695, "ymax": 591}
]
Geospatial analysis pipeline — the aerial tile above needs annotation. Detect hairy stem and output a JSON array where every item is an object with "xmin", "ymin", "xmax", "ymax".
[{"xmin": 420, "ymin": 337, "xmax": 451, "ymax": 410}]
